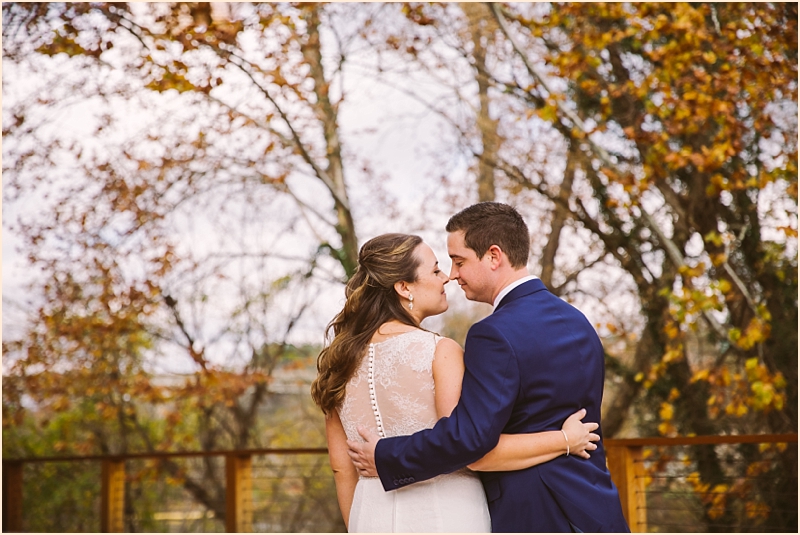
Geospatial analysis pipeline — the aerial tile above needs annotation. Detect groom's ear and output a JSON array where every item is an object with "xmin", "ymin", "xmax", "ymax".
[{"xmin": 487, "ymin": 245, "xmax": 504, "ymax": 270}]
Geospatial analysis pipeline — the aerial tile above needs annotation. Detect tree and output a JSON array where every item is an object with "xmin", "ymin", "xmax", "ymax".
[
  {"xmin": 481, "ymin": 2, "xmax": 796, "ymax": 529},
  {"xmin": 2, "ymin": 1, "xmax": 379, "ymax": 522},
  {"xmin": 3, "ymin": 2, "xmax": 796, "ymax": 531},
  {"xmin": 359, "ymin": 2, "xmax": 796, "ymax": 529}
]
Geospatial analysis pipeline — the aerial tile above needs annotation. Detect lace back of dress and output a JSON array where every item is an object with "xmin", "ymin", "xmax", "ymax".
[{"xmin": 338, "ymin": 330, "xmax": 440, "ymax": 445}]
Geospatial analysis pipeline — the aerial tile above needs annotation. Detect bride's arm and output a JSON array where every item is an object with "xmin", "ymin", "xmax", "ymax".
[
  {"xmin": 432, "ymin": 338, "xmax": 599, "ymax": 473},
  {"xmin": 467, "ymin": 409, "xmax": 598, "ymax": 471},
  {"xmin": 325, "ymin": 410, "xmax": 358, "ymax": 529}
]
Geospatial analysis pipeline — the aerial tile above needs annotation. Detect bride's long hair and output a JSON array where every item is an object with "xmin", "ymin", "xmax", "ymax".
[{"xmin": 311, "ymin": 233, "xmax": 423, "ymax": 416}]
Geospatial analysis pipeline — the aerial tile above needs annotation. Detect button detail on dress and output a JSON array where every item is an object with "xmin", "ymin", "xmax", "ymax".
[{"xmin": 368, "ymin": 343, "xmax": 386, "ymax": 438}]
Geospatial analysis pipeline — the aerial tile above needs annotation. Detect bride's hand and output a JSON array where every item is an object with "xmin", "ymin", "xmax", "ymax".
[{"xmin": 561, "ymin": 408, "xmax": 600, "ymax": 459}]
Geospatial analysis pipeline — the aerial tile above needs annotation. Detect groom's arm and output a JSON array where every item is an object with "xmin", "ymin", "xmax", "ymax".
[{"xmin": 374, "ymin": 321, "xmax": 520, "ymax": 491}]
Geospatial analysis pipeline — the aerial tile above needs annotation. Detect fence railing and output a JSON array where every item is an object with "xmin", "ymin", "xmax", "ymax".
[
  {"xmin": 3, "ymin": 434, "xmax": 797, "ymax": 532},
  {"xmin": 3, "ymin": 447, "xmax": 342, "ymax": 533},
  {"xmin": 605, "ymin": 433, "xmax": 798, "ymax": 532}
]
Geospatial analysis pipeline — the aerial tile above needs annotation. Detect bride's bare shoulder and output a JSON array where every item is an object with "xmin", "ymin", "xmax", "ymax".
[{"xmin": 433, "ymin": 336, "xmax": 464, "ymax": 358}]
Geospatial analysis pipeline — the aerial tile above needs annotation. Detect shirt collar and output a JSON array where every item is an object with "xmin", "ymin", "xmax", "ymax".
[{"xmin": 492, "ymin": 275, "xmax": 539, "ymax": 311}]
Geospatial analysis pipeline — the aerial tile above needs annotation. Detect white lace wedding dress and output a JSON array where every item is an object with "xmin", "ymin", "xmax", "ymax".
[{"xmin": 338, "ymin": 330, "xmax": 491, "ymax": 533}]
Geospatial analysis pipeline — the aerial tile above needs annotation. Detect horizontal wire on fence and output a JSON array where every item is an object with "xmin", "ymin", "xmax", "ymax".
[
  {"xmin": 649, "ymin": 524, "xmax": 790, "ymax": 531},
  {"xmin": 651, "ymin": 522, "xmax": 793, "ymax": 528},
  {"xmin": 641, "ymin": 476, "xmax": 799, "ymax": 482},
  {"xmin": 12, "ymin": 440, "xmax": 792, "ymax": 533},
  {"xmin": 644, "ymin": 489, "xmax": 798, "ymax": 498}
]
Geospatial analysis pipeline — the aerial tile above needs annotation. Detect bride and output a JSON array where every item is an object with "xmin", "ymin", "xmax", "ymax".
[{"xmin": 311, "ymin": 233, "xmax": 599, "ymax": 532}]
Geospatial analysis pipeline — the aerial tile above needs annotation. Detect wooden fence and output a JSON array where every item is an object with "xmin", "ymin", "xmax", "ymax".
[
  {"xmin": 604, "ymin": 433, "xmax": 797, "ymax": 532},
  {"xmin": 3, "ymin": 434, "xmax": 797, "ymax": 532}
]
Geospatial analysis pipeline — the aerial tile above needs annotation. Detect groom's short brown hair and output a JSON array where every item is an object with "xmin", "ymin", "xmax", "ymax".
[{"xmin": 446, "ymin": 202, "xmax": 530, "ymax": 268}]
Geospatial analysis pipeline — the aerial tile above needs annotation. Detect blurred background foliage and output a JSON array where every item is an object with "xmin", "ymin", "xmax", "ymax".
[{"xmin": 2, "ymin": 2, "xmax": 796, "ymax": 531}]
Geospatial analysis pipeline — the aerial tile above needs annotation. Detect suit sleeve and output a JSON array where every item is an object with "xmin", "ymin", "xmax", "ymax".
[{"xmin": 374, "ymin": 321, "xmax": 520, "ymax": 491}]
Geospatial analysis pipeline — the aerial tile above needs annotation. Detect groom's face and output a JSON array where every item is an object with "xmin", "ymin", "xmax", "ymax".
[{"xmin": 447, "ymin": 230, "xmax": 494, "ymax": 304}]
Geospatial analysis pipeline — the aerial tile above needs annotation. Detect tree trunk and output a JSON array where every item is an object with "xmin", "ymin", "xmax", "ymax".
[
  {"xmin": 461, "ymin": 2, "xmax": 498, "ymax": 202},
  {"xmin": 301, "ymin": 5, "xmax": 359, "ymax": 277}
]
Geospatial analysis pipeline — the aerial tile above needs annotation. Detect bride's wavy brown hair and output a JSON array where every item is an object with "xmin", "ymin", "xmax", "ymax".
[{"xmin": 311, "ymin": 233, "xmax": 423, "ymax": 416}]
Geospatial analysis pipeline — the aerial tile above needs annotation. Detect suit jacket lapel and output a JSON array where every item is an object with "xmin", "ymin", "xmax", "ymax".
[{"xmin": 495, "ymin": 279, "xmax": 548, "ymax": 312}]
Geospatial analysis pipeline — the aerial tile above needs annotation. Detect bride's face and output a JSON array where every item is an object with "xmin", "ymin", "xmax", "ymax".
[{"xmin": 407, "ymin": 243, "xmax": 450, "ymax": 321}]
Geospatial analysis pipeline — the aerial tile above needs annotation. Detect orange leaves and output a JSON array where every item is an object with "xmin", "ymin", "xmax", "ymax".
[
  {"xmin": 729, "ymin": 317, "xmax": 772, "ymax": 351},
  {"xmin": 690, "ymin": 355, "xmax": 787, "ymax": 421},
  {"xmin": 658, "ymin": 399, "xmax": 678, "ymax": 436},
  {"xmin": 146, "ymin": 69, "xmax": 197, "ymax": 94},
  {"xmin": 36, "ymin": 32, "xmax": 94, "ymax": 58},
  {"xmin": 745, "ymin": 501, "xmax": 772, "ymax": 521},
  {"xmin": 744, "ymin": 358, "xmax": 786, "ymax": 412}
]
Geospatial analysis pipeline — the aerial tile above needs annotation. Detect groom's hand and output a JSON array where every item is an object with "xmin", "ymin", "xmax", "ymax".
[{"xmin": 347, "ymin": 426, "xmax": 380, "ymax": 477}]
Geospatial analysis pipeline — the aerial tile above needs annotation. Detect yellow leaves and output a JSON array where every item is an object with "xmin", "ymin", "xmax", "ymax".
[
  {"xmin": 658, "ymin": 396, "xmax": 678, "ymax": 436},
  {"xmin": 664, "ymin": 322, "xmax": 680, "ymax": 339},
  {"xmin": 773, "ymin": 373, "xmax": 786, "ymax": 390},
  {"xmin": 702, "ymin": 357, "xmax": 789, "ymax": 419},
  {"xmin": 704, "ymin": 231, "xmax": 723, "ymax": 248},
  {"xmin": 691, "ymin": 369, "xmax": 710, "ymax": 383},
  {"xmin": 707, "ymin": 173, "xmax": 728, "ymax": 195},
  {"xmin": 706, "ymin": 484, "xmax": 730, "ymax": 519},
  {"xmin": 733, "ymin": 317, "xmax": 771, "ymax": 350},
  {"xmin": 97, "ymin": 402, "xmax": 117, "ymax": 420},
  {"xmin": 674, "ymin": 105, "xmax": 692, "ymax": 121},
  {"xmin": 749, "ymin": 381, "xmax": 776, "ymax": 411},
  {"xmin": 36, "ymin": 32, "xmax": 96, "ymax": 59},
  {"xmin": 724, "ymin": 401, "xmax": 748, "ymax": 417},
  {"xmin": 715, "ymin": 279, "xmax": 732, "ymax": 294},
  {"xmin": 745, "ymin": 501, "xmax": 771, "ymax": 520},
  {"xmin": 720, "ymin": 367, "xmax": 731, "ymax": 386},
  {"xmin": 686, "ymin": 471, "xmax": 704, "ymax": 489},
  {"xmin": 52, "ymin": 397, "xmax": 71, "ymax": 411},
  {"xmin": 746, "ymin": 459, "xmax": 771, "ymax": 477},
  {"xmin": 146, "ymin": 70, "xmax": 197, "ymax": 94},
  {"xmin": 702, "ymin": 51, "xmax": 717, "ymax": 64},
  {"xmin": 662, "ymin": 348, "xmax": 683, "ymax": 363},
  {"xmin": 659, "ymin": 402, "xmax": 674, "ymax": 421},
  {"xmin": 657, "ymin": 421, "xmax": 677, "ymax": 436},
  {"xmin": 537, "ymin": 104, "xmax": 559, "ymax": 123},
  {"xmin": 688, "ymin": 152, "xmax": 705, "ymax": 168},
  {"xmin": 678, "ymin": 262, "xmax": 706, "ymax": 278}
]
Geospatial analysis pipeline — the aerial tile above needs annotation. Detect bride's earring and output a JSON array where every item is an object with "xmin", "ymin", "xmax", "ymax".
[{"xmin": 408, "ymin": 294, "xmax": 414, "ymax": 311}]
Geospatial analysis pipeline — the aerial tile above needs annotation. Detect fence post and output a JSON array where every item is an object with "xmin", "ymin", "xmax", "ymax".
[
  {"xmin": 3, "ymin": 460, "xmax": 24, "ymax": 532},
  {"xmin": 226, "ymin": 454, "xmax": 253, "ymax": 532},
  {"xmin": 101, "ymin": 459, "xmax": 126, "ymax": 532},
  {"xmin": 606, "ymin": 444, "xmax": 647, "ymax": 532}
]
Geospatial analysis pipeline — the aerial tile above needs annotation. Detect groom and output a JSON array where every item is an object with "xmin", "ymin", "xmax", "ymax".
[{"xmin": 348, "ymin": 202, "xmax": 629, "ymax": 532}]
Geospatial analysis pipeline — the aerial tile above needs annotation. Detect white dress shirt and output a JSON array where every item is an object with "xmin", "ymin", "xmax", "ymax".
[{"xmin": 492, "ymin": 275, "xmax": 539, "ymax": 312}]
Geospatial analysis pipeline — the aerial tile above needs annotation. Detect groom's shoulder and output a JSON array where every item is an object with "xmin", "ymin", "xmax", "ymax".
[{"xmin": 471, "ymin": 308, "xmax": 511, "ymax": 333}]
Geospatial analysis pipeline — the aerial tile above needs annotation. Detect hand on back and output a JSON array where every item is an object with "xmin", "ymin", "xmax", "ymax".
[{"xmin": 561, "ymin": 408, "xmax": 600, "ymax": 459}]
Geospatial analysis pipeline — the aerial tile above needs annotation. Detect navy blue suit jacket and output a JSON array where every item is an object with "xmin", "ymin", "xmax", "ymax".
[{"xmin": 374, "ymin": 279, "xmax": 629, "ymax": 532}]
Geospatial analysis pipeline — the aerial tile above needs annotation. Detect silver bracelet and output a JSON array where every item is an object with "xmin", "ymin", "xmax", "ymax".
[{"xmin": 561, "ymin": 429, "xmax": 570, "ymax": 456}]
